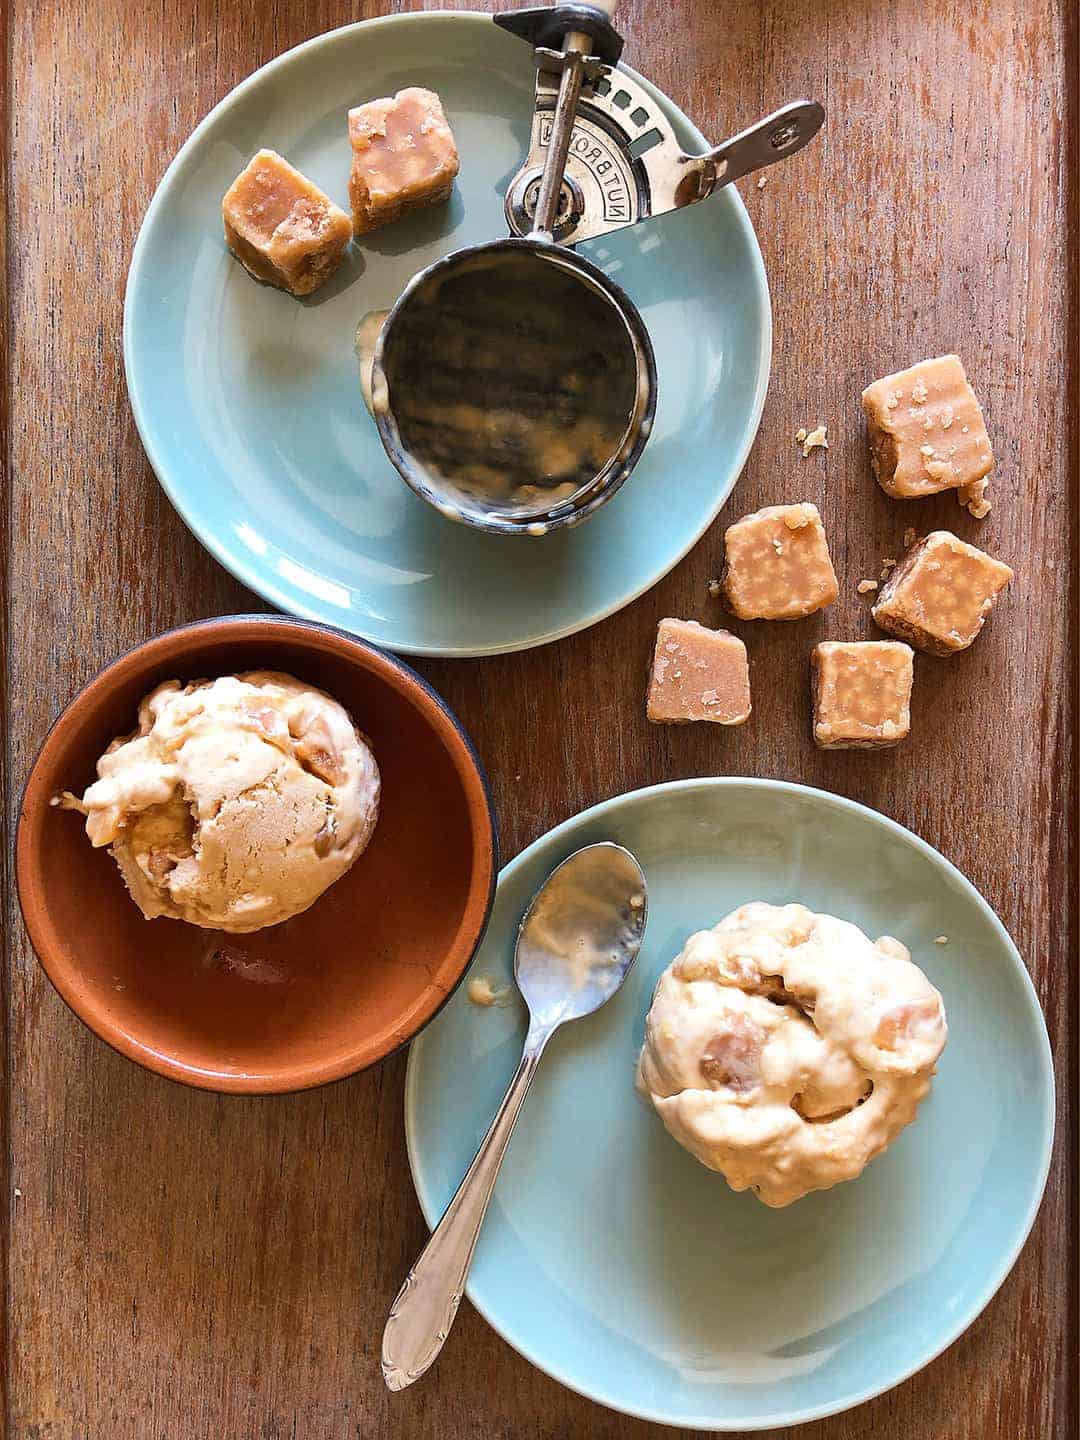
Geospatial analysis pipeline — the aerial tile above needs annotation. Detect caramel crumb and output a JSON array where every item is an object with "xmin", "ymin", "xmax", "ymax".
[
  {"xmin": 757, "ymin": 175, "xmax": 768, "ymax": 189},
  {"xmin": 857, "ymin": 579, "xmax": 879, "ymax": 594},
  {"xmin": 707, "ymin": 578, "xmax": 723, "ymax": 598},
  {"xmin": 960, "ymin": 477, "xmax": 992, "ymax": 519},
  {"xmin": 795, "ymin": 427, "xmax": 807, "ymax": 444},
  {"xmin": 881, "ymin": 557, "xmax": 896, "ymax": 574},
  {"xmin": 903, "ymin": 527, "xmax": 917, "ymax": 547},
  {"xmin": 467, "ymin": 975, "xmax": 513, "ymax": 1008},
  {"xmin": 801, "ymin": 424, "xmax": 828, "ymax": 457}
]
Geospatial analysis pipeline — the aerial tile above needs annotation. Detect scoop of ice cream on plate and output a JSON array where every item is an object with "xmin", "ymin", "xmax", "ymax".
[
  {"xmin": 636, "ymin": 901, "xmax": 947, "ymax": 1206},
  {"xmin": 62, "ymin": 671, "xmax": 379, "ymax": 932}
]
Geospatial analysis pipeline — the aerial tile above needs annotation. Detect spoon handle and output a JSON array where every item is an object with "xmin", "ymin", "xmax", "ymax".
[{"xmin": 382, "ymin": 1032, "xmax": 549, "ymax": 1390}]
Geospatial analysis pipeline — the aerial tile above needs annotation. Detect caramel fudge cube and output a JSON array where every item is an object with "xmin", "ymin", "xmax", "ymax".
[
  {"xmin": 222, "ymin": 149, "xmax": 352, "ymax": 297},
  {"xmin": 348, "ymin": 87, "xmax": 459, "ymax": 235},
  {"xmin": 647, "ymin": 620, "xmax": 751, "ymax": 726},
  {"xmin": 811, "ymin": 641, "xmax": 913, "ymax": 749},
  {"xmin": 720, "ymin": 503, "xmax": 839, "ymax": 620},
  {"xmin": 871, "ymin": 530, "xmax": 1013, "ymax": 655},
  {"xmin": 861, "ymin": 355, "xmax": 994, "ymax": 499}
]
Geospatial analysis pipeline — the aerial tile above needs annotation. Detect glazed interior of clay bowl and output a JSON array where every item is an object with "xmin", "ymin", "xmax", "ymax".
[{"xmin": 16, "ymin": 616, "xmax": 497, "ymax": 1093}]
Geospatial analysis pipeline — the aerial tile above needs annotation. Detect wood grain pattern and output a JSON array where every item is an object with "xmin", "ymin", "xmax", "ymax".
[{"xmin": 2, "ymin": 1, "xmax": 1075, "ymax": 1436}]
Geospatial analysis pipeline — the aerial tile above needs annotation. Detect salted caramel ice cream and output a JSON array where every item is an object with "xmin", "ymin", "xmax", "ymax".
[
  {"xmin": 636, "ymin": 903, "xmax": 947, "ymax": 1206},
  {"xmin": 62, "ymin": 673, "xmax": 380, "ymax": 932}
]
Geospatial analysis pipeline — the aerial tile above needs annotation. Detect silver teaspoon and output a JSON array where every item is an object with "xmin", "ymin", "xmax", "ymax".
[{"xmin": 381, "ymin": 841, "xmax": 648, "ymax": 1391}]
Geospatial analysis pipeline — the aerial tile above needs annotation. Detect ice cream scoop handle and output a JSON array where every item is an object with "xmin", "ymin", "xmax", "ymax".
[{"xmin": 381, "ymin": 1027, "xmax": 550, "ymax": 1391}]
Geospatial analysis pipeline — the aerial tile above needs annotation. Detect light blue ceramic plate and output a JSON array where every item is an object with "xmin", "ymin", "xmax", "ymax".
[
  {"xmin": 123, "ymin": 13, "xmax": 770, "ymax": 657},
  {"xmin": 406, "ymin": 780, "xmax": 1054, "ymax": 1430}
]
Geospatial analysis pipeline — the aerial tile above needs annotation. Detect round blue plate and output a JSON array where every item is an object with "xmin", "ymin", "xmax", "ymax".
[
  {"xmin": 123, "ymin": 13, "xmax": 770, "ymax": 657},
  {"xmin": 405, "ymin": 780, "xmax": 1054, "ymax": 1430}
]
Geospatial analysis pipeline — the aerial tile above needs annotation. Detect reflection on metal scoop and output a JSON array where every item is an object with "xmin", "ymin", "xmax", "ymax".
[
  {"xmin": 381, "ymin": 841, "xmax": 648, "ymax": 1391},
  {"xmin": 372, "ymin": 242, "xmax": 655, "ymax": 535}
]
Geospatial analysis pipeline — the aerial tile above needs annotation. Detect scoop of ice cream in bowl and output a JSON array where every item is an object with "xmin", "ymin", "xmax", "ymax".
[
  {"xmin": 16, "ymin": 617, "xmax": 496, "ymax": 1093},
  {"xmin": 61, "ymin": 671, "xmax": 381, "ymax": 933}
]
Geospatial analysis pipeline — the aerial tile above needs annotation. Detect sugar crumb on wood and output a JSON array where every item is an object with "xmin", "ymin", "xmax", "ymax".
[
  {"xmin": 796, "ymin": 424, "xmax": 828, "ymax": 456},
  {"xmin": 959, "ymin": 476, "xmax": 993, "ymax": 518}
]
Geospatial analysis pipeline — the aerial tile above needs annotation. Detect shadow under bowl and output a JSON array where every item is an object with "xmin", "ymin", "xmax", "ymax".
[{"xmin": 15, "ymin": 615, "xmax": 497, "ymax": 1094}]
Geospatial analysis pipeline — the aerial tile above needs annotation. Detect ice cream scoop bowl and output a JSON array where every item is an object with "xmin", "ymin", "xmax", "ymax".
[
  {"xmin": 382, "ymin": 840, "xmax": 647, "ymax": 1389},
  {"xmin": 370, "ymin": 238, "xmax": 656, "ymax": 536}
]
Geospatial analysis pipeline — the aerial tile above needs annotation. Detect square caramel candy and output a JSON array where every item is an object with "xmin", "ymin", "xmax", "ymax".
[
  {"xmin": 861, "ymin": 354, "xmax": 994, "ymax": 499},
  {"xmin": 720, "ymin": 503, "xmax": 839, "ymax": 620},
  {"xmin": 647, "ymin": 620, "xmax": 751, "ymax": 726},
  {"xmin": 871, "ymin": 530, "xmax": 1014, "ymax": 655},
  {"xmin": 348, "ymin": 87, "xmax": 459, "ymax": 235},
  {"xmin": 222, "ymin": 149, "xmax": 352, "ymax": 297},
  {"xmin": 811, "ymin": 641, "xmax": 914, "ymax": 750}
]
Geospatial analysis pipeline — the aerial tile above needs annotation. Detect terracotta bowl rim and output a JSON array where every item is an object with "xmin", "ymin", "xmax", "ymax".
[{"xmin": 15, "ymin": 613, "xmax": 499, "ymax": 1095}]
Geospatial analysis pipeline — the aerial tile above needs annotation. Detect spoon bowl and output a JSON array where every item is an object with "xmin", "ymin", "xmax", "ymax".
[{"xmin": 515, "ymin": 842, "xmax": 647, "ymax": 1028}]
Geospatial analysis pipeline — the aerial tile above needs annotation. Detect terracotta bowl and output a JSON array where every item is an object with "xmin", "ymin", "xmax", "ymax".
[{"xmin": 16, "ymin": 616, "xmax": 497, "ymax": 1094}]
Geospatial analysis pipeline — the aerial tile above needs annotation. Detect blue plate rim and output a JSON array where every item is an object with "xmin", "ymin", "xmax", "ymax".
[
  {"xmin": 121, "ymin": 11, "xmax": 773, "ymax": 659},
  {"xmin": 403, "ymin": 776, "xmax": 1056, "ymax": 1430}
]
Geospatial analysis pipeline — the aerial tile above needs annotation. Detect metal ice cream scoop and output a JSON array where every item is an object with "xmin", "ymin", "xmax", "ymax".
[
  {"xmin": 370, "ymin": 0, "xmax": 824, "ymax": 536},
  {"xmin": 380, "ymin": 840, "xmax": 648, "ymax": 1391}
]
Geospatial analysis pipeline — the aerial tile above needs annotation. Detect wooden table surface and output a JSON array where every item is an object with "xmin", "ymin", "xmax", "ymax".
[{"xmin": 3, "ymin": 0, "xmax": 1076, "ymax": 1435}]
